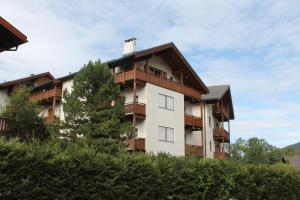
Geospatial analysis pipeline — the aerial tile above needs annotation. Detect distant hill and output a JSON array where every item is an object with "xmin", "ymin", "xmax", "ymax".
[{"xmin": 283, "ymin": 142, "xmax": 300, "ymax": 151}]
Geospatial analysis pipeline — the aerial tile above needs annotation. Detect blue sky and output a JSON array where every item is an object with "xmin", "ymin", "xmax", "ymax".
[{"xmin": 1, "ymin": 0, "xmax": 300, "ymax": 147}]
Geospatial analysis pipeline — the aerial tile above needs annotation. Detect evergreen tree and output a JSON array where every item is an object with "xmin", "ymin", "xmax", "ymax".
[
  {"xmin": 62, "ymin": 60, "xmax": 132, "ymax": 140},
  {"xmin": 0, "ymin": 88, "xmax": 48, "ymax": 141}
]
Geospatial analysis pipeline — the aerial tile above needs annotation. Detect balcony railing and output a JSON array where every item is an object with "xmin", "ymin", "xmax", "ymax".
[
  {"xmin": 185, "ymin": 144, "xmax": 203, "ymax": 156},
  {"xmin": 127, "ymin": 138, "xmax": 145, "ymax": 151},
  {"xmin": 185, "ymin": 114, "xmax": 203, "ymax": 129},
  {"xmin": 124, "ymin": 102, "xmax": 146, "ymax": 117},
  {"xmin": 213, "ymin": 104, "xmax": 230, "ymax": 121},
  {"xmin": 30, "ymin": 88, "xmax": 62, "ymax": 102},
  {"xmin": 115, "ymin": 69, "xmax": 201, "ymax": 100},
  {"xmin": 214, "ymin": 152, "xmax": 230, "ymax": 159},
  {"xmin": 0, "ymin": 117, "xmax": 8, "ymax": 134},
  {"xmin": 213, "ymin": 128, "xmax": 230, "ymax": 143}
]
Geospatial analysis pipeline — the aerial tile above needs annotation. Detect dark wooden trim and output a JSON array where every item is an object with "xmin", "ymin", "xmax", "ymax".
[
  {"xmin": 115, "ymin": 68, "xmax": 201, "ymax": 100},
  {"xmin": 0, "ymin": 17, "xmax": 27, "ymax": 42},
  {"xmin": 185, "ymin": 144, "xmax": 203, "ymax": 156}
]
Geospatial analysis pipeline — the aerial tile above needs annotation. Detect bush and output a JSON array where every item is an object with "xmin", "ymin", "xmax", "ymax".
[{"xmin": 0, "ymin": 139, "xmax": 299, "ymax": 200}]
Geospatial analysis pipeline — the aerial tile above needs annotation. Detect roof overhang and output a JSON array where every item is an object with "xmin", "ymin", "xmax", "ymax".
[
  {"xmin": 0, "ymin": 17, "xmax": 28, "ymax": 52},
  {"xmin": 202, "ymin": 85, "xmax": 235, "ymax": 120},
  {"xmin": 107, "ymin": 43, "xmax": 209, "ymax": 94},
  {"xmin": 0, "ymin": 72, "xmax": 54, "ymax": 89}
]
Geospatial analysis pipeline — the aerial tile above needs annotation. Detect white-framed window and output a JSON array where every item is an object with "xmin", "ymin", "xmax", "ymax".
[
  {"xmin": 158, "ymin": 93, "xmax": 174, "ymax": 111},
  {"xmin": 158, "ymin": 126, "xmax": 174, "ymax": 142}
]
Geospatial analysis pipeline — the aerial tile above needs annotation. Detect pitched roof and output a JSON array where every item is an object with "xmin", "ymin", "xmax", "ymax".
[
  {"xmin": 0, "ymin": 72, "xmax": 54, "ymax": 89},
  {"xmin": 0, "ymin": 17, "xmax": 28, "ymax": 52},
  {"xmin": 201, "ymin": 85, "xmax": 230, "ymax": 102},
  {"xmin": 202, "ymin": 85, "xmax": 235, "ymax": 119},
  {"xmin": 31, "ymin": 73, "xmax": 77, "ymax": 93},
  {"xmin": 107, "ymin": 42, "xmax": 209, "ymax": 94}
]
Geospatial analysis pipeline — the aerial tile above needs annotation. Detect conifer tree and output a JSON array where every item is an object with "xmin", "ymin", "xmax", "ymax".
[
  {"xmin": 62, "ymin": 60, "xmax": 132, "ymax": 140},
  {"xmin": 0, "ymin": 88, "xmax": 48, "ymax": 141}
]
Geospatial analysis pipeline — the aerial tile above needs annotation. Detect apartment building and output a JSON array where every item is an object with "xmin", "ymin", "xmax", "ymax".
[
  {"xmin": 0, "ymin": 72, "xmax": 54, "ymax": 110},
  {"xmin": 0, "ymin": 39, "xmax": 234, "ymax": 159}
]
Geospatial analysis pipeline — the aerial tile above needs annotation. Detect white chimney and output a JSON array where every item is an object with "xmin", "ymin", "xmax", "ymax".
[{"xmin": 123, "ymin": 37, "xmax": 136, "ymax": 55}]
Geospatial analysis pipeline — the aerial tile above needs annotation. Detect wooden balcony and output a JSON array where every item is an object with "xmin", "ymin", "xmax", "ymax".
[
  {"xmin": 213, "ymin": 104, "xmax": 230, "ymax": 121},
  {"xmin": 127, "ymin": 138, "xmax": 145, "ymax": 151},
  {"xmin": 185, "ymin": 114, "xmax": 203, "ymax": 130},
  {"xmin": 185, "ymin": 144, "xmax": 203, "ymax": 157},
  {"xmin": 124, "ymin": 102, "xmax": 146, "ymax": 119},
  {"xmin": 0, "ymin": 117, "xmax": 8, "ymax": 134},
  {"xmin": 30, "ymin": 88, "xmax": 62, "ymax": 102},
  {"xmin": 115, "ymin": 69, "xmax": 201, "ymax": 100},
  {"xmin": 213, "ymin": 128, "xmax": 230, "ymax": 143},
  {"xmin": 214, "ymin": 152, "xmax": 230, "ymax": 160}
]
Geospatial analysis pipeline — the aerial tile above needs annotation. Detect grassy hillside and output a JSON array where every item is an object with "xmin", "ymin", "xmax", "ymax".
[{"xmin": 284, "ymin": 142, "xmax": 300, "ymax": 151}]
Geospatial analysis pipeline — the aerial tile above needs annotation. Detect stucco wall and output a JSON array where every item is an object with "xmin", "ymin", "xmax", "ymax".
[
  {"xmin": 60, "ymin": 79, "xmax": 74, "ymax": 121},
  {"xmin": 184, "ymin": 101, "xmax": 202, "ymax": 146},
  {"xmin": 145, "ymin": 83, "xmax": 185, "ymax": 156},
  {"xmin": 121, "ymin": 85, "xmax": 146, "ymax": 104},
  {"xmin": 204, "ymin": 104, "xmax": 216, "ymax": 158},
  {"xmin": 148, "ymin": 55, "xmax": 180, "ymax": 82},
  {"xmin": 0, "ymin": 89, "xmax": 9, "ymax": 111}
]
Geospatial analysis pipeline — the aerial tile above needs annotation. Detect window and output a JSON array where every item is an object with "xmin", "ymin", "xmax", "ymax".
[
  {"xmin": 158, "ymin": 126, "xmax": 174, "ymax": 142},
  {"xmin": 209, "ymin": 116, "xmax": 211, "ymax": 127},
  {"xmin": 159, "ymin": 93, "xmax": 174, "ymax": 111},
  {"xmin": 210, "ymin": 141, "xmax": 212, "ymax": 152}
]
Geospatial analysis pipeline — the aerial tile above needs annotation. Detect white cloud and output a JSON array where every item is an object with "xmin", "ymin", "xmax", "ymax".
[{"xmin": 0, "ymin": 0, "xmax": 300, "ymax": 147}]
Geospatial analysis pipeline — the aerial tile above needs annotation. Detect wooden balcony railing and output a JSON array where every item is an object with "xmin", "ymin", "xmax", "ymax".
[
  {"xmin": 127, "ymin": 138, "xmax": 145, "ymax": 151},
  {"xmin": 30, "ymin": 88, "xmax": 62, "ymax": 102},
  {"xmin": 0, "ymin": 117, "xmax": 8, "ymax": 134},
  {"xmin": 214, "ymin": 152, "xmax": 230, "ymax": 160},
  {"xmin": 185, "ymin": 114, "xmax": 203, "ymax": 129},
  {"xmin": 185, "ymin": 144, "xmax": 203, "ymax": 156},
  {"xmin": 115, "ymin": 69, "xmax": 201, "ymax": 100},
  {"xmin": 213, "ymin": 128, "xmax": 230, "ymax": 143},
  {"xmin": 213, "ymin": 104, "xmax": 230, "ymax": 121},
  {"xmin": 124, "ymin": 102, "xmax": 146, "ymax": 116}
]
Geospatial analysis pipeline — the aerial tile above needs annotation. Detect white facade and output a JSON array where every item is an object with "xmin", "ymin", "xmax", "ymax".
[
  {"xmin": 59, "ymin": 79, "xmax": 74, "ymax": 121},
  {"xmin": 144, "ymin": 83, "xmax": 185, "ymax": 156},
  {"xmin": 0, "ymin": 89, "xmax": 9, "ymax": 111},
  {"xmin": 203, "ymin": 104, "xmax": 216, "ymax": 158}
]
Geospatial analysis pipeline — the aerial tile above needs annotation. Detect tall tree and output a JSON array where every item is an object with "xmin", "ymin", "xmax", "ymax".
[
  {"xmin": 62, "ymin": 60, "xmax": 132, "ymax": 140},
  {"xmin": 0, "ymin": 88, "xmax": 48, "ymax": 141},
  {"xmin": 230, "ymin": 137, "xmax": 283, "ymax": 164}
]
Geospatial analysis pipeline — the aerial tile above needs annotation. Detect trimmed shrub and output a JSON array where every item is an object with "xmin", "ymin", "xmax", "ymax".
[{"xmin": 0, "ymin": 139, "xmax": 299, "ymax": 200}]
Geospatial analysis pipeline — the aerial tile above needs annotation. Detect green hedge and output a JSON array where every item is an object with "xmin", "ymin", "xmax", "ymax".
[{"xmin": 0, "ymin": 139, "xmax": 300, "ymax": 200}]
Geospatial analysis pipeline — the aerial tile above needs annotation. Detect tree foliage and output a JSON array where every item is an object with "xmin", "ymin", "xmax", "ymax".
[
  {"xmin": 61, "ymin": 60, "xmax": 132, "ymax": 140},
  {"xmin": 0, "ymin": 139, "xmax": 300, "ymax": 200},
  {"xmin": 230, "ymin": 137, "xmax": 283, "ymax": 164},
  {"xmin": 0, "ymin": 88, "xmax": 48, "ymax": 141}
]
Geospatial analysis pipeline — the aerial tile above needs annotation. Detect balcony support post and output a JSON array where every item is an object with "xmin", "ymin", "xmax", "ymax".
[
  {"xmin": 200, "ymin": 102, "xmax": 204, "ymax": 147},
  {"xmin": 51, "ymin": 85, "xmax": 57, "ymax": 122},
  {"xmin": 132, "ymin": 63, "xmax": 138, "ymax": 148}
]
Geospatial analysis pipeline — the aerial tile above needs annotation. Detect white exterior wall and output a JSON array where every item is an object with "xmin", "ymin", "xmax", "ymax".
[
  {"xmin": 121, "ymin": 85, "xmax": 146, "ymax": 139},
  {"xmin": 145, "ymin": 83, "xmax": 185, "ymax": 156},
  {"xmin": 39, "ymin": 104, "xmax": 61, "ymax": 118},
  {"xmin": 60, "ymin": 79, "xmax": 74, "ymax": 121},
  {"xmin": 204, "ymin": 104, "xmax": 216, "ymax": 158},
  {"xmin": 121, "ymin": 85, "xmax": 146, "ymax": 104},
  {"xmin": 185, "ymin": 101, "xmax": 202, "ymax": 146},
  {"xmin": 0, "ymin": 89, "xmax": 9, "ymax": 111},
  {"xmin": 148, "ymin": 55, "xmax": 180, "ymax": 82}
]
